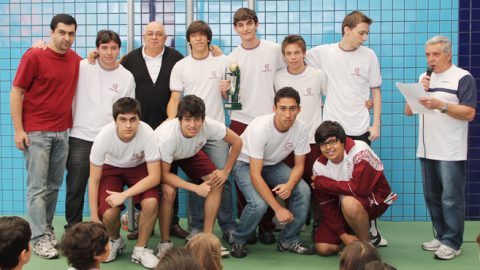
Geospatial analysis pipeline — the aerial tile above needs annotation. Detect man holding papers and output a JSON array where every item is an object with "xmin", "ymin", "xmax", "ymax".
[{"xmin": 405, "ymin": 36, "xmax": 476, "ymax": 260}]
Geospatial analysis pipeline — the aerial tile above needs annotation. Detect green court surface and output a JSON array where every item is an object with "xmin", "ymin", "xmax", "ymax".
[{"xmin": 23, "ymin": 218, "xmax": 480, "ymax": 270}]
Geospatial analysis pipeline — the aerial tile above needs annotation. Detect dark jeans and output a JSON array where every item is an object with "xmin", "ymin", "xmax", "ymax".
[{"xmin": 65, "ymin": 137, "xmax": 93, "ymax": 226}]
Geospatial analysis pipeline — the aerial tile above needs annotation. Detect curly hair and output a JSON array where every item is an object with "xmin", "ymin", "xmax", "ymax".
[{"xmin": 61, "ymin": 222, "xmax": 109, "ymax": 270}]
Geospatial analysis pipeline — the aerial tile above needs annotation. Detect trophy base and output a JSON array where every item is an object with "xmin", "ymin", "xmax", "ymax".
[{"xmin": 224, "ymin": 102, "xmax": 242, "ymax": 110}]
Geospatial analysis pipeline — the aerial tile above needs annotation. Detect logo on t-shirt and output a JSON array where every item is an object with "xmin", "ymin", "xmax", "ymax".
[
  {"xmin": 130, "ymin": 151, "xmax": 145, "ymax": 162},
  {"xmin": 261, "ymin": 63, "xmax": 272, "ymax": 73},
  {"xmin": 209, "ymin": 71, "xmax": 220, "ymax": 80},
  {"xmin": 109, "ymin": 83, "xmax": 120, "ymax": 93},
  {"xmin": 194, "ymin": 141, "xmax": 205, "ymax": 153},
  {"xmin": 304, "ymin": 87, "xmax": 313, "ymax": 96},
  {"xmin": 283, "ymin": 142, "xmax": 294, "ymax": 152},
  {"xmin": 351, "ymin": 67, "xmax": 361, "ymax": 77}
]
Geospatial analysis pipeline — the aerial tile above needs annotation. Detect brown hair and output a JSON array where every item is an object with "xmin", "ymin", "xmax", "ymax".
[
  {"xmin": 342, "ymin": 11, "xmax": 372, "ymax": 36},
  {"xmin": 281, "ymin": 34, "xmax": 307, "ymax": 54},
  {"xmin": 155, "ymin": 247, "xmax": 202, "ymax": 270},
  {"xmin": 186, "ymin": 20, "xmax": 212, "ymax": 46},
  {"xmin": 233, "ymin": 7, "xmax": 258, "ymax": 26},
  {"xmin": 339, "ymin": 240, "xmax": 381, "ymax": 270},
  {"xmin": 186, "ymin": 233, "xmax": 223, "ymax": 270}
]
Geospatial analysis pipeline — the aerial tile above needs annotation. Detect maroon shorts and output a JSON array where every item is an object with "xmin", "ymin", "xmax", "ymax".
[
  {"xmin": 98, "ymin": 163, "xmax": 159, "ymax": 217},
  {"xmin": 173, "ymin": 150, "xmax": 216, "ymax": 182},
  {"xmin": 314, "ymin": 199, "xmax": 389, "ymax": 244},
  {"xmin": 229, "ymin": 120, "xmax": 248, "ymax": 135}
]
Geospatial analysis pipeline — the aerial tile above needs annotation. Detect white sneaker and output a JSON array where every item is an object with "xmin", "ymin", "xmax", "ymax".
[
  {"xmin": 369, "ymin": 220, "xmax": 388, "ymax": 247},
  {"xmin": 131, "ymin": 246, "xmax": 159, "ymax": 269},
  {"xmin": 105, "ymin": 237, "xmax": 126, "ymax": 263},
  {"xmin": 156, "ymin": 241, "xmax": 173, "ymax": 259},
  {"xmin": 33, "ymin": 235, "xmax": 59, "ymax": 259},
  {"xmin": 434, "ymin": 244, "xmax": 461, "ymax": 260},
  {"xmin": 422, "ymin": 239, "xmax": 442, "ymax": 251},
  {"xmin": 46, "ymin": 225, "xmax": 59, "ymax": 248},
  {"xmin": 221, "ymin": 245, "xmax": 230, "ymax": 257}
]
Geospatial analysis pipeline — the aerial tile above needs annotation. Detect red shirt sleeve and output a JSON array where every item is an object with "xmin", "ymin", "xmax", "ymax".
[{"xmin": 13, "ymin": 49, "xmax": 38, "ymax": 90}]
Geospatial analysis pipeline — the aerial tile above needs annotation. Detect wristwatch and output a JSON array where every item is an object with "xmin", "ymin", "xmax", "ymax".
[{"xmin": 440, "ymin": 103, "xmax": 448, "ymax": 113}]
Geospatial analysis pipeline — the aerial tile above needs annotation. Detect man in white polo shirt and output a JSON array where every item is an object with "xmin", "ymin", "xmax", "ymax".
[
  {"xmin": 155, "ymin": 95, "xmax": 242, "ymax": 259},
  {"xmin": 306, "ymin": 10, "xmax": 386, "ymax": 246},
  {"xmin": 88, "ymin": 97, "xmax": 160, "ymax": 269},
  {"xmin": 223, "ymin": 7, "xmax": 286, "ymax": 245},
  {"xmin": 230, "ymin": 87, "xmax": 313, "ymax": 258},
  {"xmin": 65, "ymin": 30, "xmax": 135, "ymax": 229},
  {"xmin": 275, "ymin": 34, "xmax": 327, "ymax": 231},
  {"xmin": 166, "ymin": 20, "xmax": 237, "ymax": 243}
]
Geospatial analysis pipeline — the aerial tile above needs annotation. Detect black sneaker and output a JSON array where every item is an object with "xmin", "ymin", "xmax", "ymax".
[
  {"xmin": 277, "ymin": 241, "xmax": 315, "ymax": 255},
  {"xmin": 259, "ymin": 230, "xmax": 276, "ymax": 245},
  {"xmin": 231, "ymin": 242, "xmax": 248, "ymax": 258}
]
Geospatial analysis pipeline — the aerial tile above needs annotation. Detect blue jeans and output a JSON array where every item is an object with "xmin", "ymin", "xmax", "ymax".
[
  {"xmin": 25, "ymin": 131, "xmax": 69, "ymax": 239},
  {"xmin": 420, "ymin": 158, "xmax": 466, "ymax": 250},
  {"xmin": 189, "ymin": 139, "xmax": 236, "ymax": 233},
  {"xmin": 232, "ymin": 161, "xmax": 310, "ymax": 244},
  {"xmin": 65, "ymin": 137, "xmax": 93, "ymax": 226}
]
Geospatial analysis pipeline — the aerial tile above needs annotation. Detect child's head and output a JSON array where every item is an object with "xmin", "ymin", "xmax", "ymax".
[
  {"xmin": 155, "ymin": 247, "xmax": 202, "ymax": 270},
  {"xmin": 61, "ymin": 222, "xmax": 109, "ymax": 270},
  {"xmin": 0, "ymin": 216, "xmax": 32, "ymax": 270},
  {"xmin": 186, "ymin": 233, "xmax": 223, "ymax": 270},
  {"xmin": 339, "ymin": 240, "xmax": 381, "ymax": 270}
]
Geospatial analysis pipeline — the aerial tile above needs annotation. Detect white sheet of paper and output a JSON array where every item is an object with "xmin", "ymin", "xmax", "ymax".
[{"xmin": 396, "ymin": 82, "xmax": 434, "ymax": 114}]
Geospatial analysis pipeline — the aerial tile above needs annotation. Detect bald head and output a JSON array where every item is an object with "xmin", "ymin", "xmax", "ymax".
[{"xmin": 143, "ymin": 21, "xmax": 167, "ymax": 55}]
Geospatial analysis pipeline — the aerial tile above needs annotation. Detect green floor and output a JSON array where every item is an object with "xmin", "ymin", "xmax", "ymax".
[{"xmin": 24, "ymin": 218, "xmax": 480, "ymax": 270}]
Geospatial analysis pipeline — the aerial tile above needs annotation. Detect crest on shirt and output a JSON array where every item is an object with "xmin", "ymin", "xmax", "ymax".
[
  {"xmin": 351, "ymin": 67, "xmax": 361, "ymax": 77},
  {"xmin": 194, "ymin": 141, "xmax": 205, "ymax": 152},
  {"xmin": 283, "ymin": 142, "xmax": 294, "ymax": 152},
  {"xmin": 261, "ymin": 63, "xmax": 272, "ymax": 72},
  {"xmin": 130, "ymin": 151, "xmax": 145, "ymax": 162},
  {"xmin": 304, "ymin": 87, "xmax": 313, "ymax": 96},
  {"xmin": 109, "ymin": 83, "xmax": 120, "ymax": 93},
  {"xmin": 209, "ymin": 71, "xmax": 219, "ymax": 80}
]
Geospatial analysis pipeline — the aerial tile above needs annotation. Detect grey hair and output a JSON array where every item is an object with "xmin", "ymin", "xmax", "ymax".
[{"xmin": 425, "ymin": 35, "xmax": 452, "ymax": 54}]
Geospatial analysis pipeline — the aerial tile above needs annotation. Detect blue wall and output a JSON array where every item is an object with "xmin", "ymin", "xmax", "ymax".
[{"xmin": 0, "ymin": 0, "xmax": 477, "ymax": 221}]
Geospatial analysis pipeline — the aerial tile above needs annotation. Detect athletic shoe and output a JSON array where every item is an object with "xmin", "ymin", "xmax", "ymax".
[
  {"xmin": 277, "ymin": 241, "xmax": 315, "ymax": 255},
  {"xmin": 434, "ymin": 244, "xmax": 461, "ymax": 260},
  {"xmin": 33, "ymin": 235, "xmax": 59, "ymax": 259},
  {"xmin": 221, "ymin": 245, "xmax": 230, "ymax": 257},
  {"xmin": 156, "ymin": 240, "xmax": 173, "ymax": 259},
  {"xmin": 231, "ymin": 242, "xmax": 247, "ymax": 258},
  {"xmin": 46, "ymin": 225, "xmax": 59, "ymax": 248},
  {"xmin": 105, "ymin": 237, "xmax": 126, "ymax": 262},
  {"xmin": 258, "ymin": 230, "xmax": 276, "ymax": 245},
  {"xmin": 369, "ymin": 220, "xmax": 388, "ymax": 247},
  {"xmin": 422, "ymin": 239, "xmax": 442, "ymax": 251},
  {"xmin": 131, "ymin": 246, "xmax": 159, "ymax": 268}
]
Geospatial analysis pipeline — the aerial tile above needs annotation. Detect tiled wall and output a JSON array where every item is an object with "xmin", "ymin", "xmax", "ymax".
[
  {"xmin": 459, "ymin": 0, "xmax": 480, "ymax": 220},
  {"xmin": 0, "ymin": 0, "xmax": 476, "ymax": 221}
]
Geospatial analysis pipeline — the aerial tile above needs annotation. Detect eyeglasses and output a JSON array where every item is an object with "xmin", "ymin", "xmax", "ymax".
[
  {"xmin": 319, "ymin": 138, "xmax": 339, "ymax": 148},
  {"xmin": 145, "ymin": 32, "xmax": 164, "ymax": 37}
]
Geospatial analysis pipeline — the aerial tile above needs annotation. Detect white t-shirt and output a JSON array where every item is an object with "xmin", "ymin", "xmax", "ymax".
[
  {"xmin": 70, "ymin": 59, "xmax": 136, "ymax": 141},
  {"xmin": 229, "ymin": 40, "xmax": 285, "ymax": 124},
  {"xmin": 154, "ymin": 117, "xmax": 227, "ymax": 163},
  {"xmin": 170, "ymin": 53, "xmax": 230, "ymax": 123},
  {"xmin": 306, "ymin": 43, "xmax": 382, "ymax": 136},
  {"xmin": 274, "ymin": 66, "xmax": 327, "ymax": 143},
  {"xmin": 238, "ymin": 114, "xmax": 310, "ymax": 166},
  {"xmin": 90, "ymin": 122, "xmax": 159, "ymax": 168},
  {"xmin": 417, "ymin": 65, "xmax": 476, "ymax": 161}
]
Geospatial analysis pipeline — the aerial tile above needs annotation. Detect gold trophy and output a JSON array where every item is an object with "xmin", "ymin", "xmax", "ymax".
[{"xmin": 224, "ymin": 63, "xmax": 242, "ymax": 110}]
